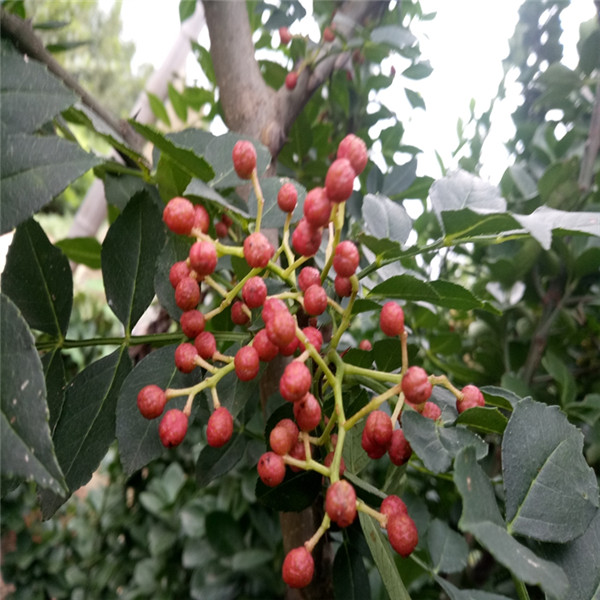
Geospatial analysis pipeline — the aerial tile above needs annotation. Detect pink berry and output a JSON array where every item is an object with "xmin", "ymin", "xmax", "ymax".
[
  {"xmin": 334, "ymin": 275, "xmax": 352, "ymax": 297},
  {"xmin": 175, "ymin": 277, "xmax": 200, "ymax": 311},
  {"xmin": 193, "ymin": 203, "xmax": 210, "ymax": 234},
  {"xmin": 303, "ymin": 187, "xmax": 332, "ymax": 228},
  {"xmin": 325, "ymin": 158, "xmax": 355, "ymax": 203},
  {"xmin": 401, "ymin": 366, "xmax": 432, "ymax": 406},
  {"xmin": 194, "ymin": 331, "xmax": 216, "ymax": 360},
  {"xmin": 279, "ymin": 26, "xmax": 292, "ymax": 45},
  {"xmin": 297, "ymin": 266, "xmax": 321, "ymax": 292},
  {"xmin": 159, "ymin": 409, "xmax": 188, "ymax": 447},
  {"xmin": 231, "ymin": 301, "xmax": 250, "ymax": 326},
  {"xmin": 361, "ymin": 426, "xmax": 387, "ymax": 459},
  {"xmin": 163, "ymin": 197, "xmax": 195, "ymax": 235},
  {"xmin": 261, "ymin": 297, "xmax": 287, "ymax": 325},
  {"xmin": 242, "ymin": 276, "xmax": 267, "ymax": 309},
  {"xmin": 280, "ymin": 361, "xmax": 312, "ymax": 402},
  {"xmin": 234, "ymin": 346, "xmax": 260, "ymax": 381},
  {"xmin": 380, "ymin": 301, "xmax": 405, "ymax": 337},
  {"xmin": 232, "ymin": 140, "xmax": 257, "ymax": 179},
  {"xmin": 323, "ymin": 452, "xmax": 346, "ymax": 478},
  {"xmin": 388, "ymin": 429, "xmax": 412, "ymax": 466},
  {"xmin": 422, "ymin": 401, "xmax": 442, "ymax": 420},
  {"xmin": 333, "ymin": 240, "xmax": 359, "ymax": 277},
  {"xmin": 180, "ymin": 310, "xmax": 205, "ymax": 338},
  {"xmin": 303, "ymin": 284, "xmax": 328, "ymax": 316},
  {"xmin": 387, "ymin": 512, "xmax": 418, "ymax": 557},
  {"xmin": 285, "ymin": 71, "xmax": 298, "ymax": 90},
  {"xmin": 269, "ymin": 419, "xmax": 299, "ymax": 455},
  {"xmin": 293, "ymin": 392, "xmax": 321, "ymax": 431},
  {"xmin": 380, "ymin": 495, "xmax": 408, "ymax": 519},
  {"xmin": 364, "ymin": 410, "xmax": 393, "ymax": 448},
  {"xmin": 337, "ymin": 134, "xmax": 368, "ymax": 175},
  {"xmin": 299, "ymin": 326, "xmax": 323, "ymax": 353},
  {"xmin": 457, "ymin": 385, "xmax": 485, "ymax": 413},
  {"xmin": 292, "ymin": 219, "xmax": 322, "ymax": 257},
  {"xmin": 137, "ymin": 385, "xmax": 167, "ymax": 420},
  {"xmin": 323, "ymin": 26, "xmax": 335, "ymax": 42},
  {"xmin": 282, "ymin": 547, "xmax": 314, "ymax": 589},
  {"xmin": 189, "ymin": 240, "xmax": 217, "ymax": 277},
  {"xmin": 258, "ymin": 451, "xmax": 286, "ymax": 487},
  {"xmin": 169, "ymin": 260, "xmax": 191, "ymax": 289},
  {"xmin": 358, "ymin": 339, "xmax": 372, "ymax": 351},
  {"xmin": 253, "ymin": 328, "xmax": 279, "ymax": 362},
  {"xmin": 206, "ymin": 406, "xmax": 234, "ymax": 448},
  {"xmin": 277, "ymin": 182, "xmax": 298, "ymax": 212},
  {"xmin": 325, "ymin": 480, "xmax": 357, "ymax": 528},
  {"xmin": 266, "ymin": 308, "xmax": 296, "ymax": 348},
  {"xmin": 175, "ymin": 342, "xmax": 198, "ymax": 373},
  {"xmin": 243, "ymin": 231, "xmax": 275, "ymax": 269}
]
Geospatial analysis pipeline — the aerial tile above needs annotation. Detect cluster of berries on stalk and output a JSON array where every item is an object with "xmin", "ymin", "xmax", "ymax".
[{"xmin": 136, "ymin": 133, "xmax": 485, "ymax": 590}]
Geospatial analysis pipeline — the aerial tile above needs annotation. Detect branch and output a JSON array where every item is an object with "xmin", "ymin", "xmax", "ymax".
[
  {"xmin": 578, "ymin": 79, "xmax": 600, "ymax": 193},
  {"xmin": 202, "ymin": 0, "xmax": 390, "ymax": 157},
  {"xmin": 0, "ymin": 7, "xmax": 145, "ymax": 155}
]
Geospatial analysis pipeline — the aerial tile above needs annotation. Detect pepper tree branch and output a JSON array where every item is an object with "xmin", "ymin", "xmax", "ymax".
[
  {"xmin": 0, "ymin": 7, "xmax": 145, "ymax": 155},
  {"xmin": 202, "ymin": 0, "xmax": 388, "ymax": 157}
]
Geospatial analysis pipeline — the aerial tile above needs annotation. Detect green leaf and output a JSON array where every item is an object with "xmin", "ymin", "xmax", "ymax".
[
  {"xmin": 427, "ymin": 519, "xmax": 469, "ymax": 574},
  {"xmin": 196, "ymin": 433, "xmax": 247, "ymax": 487},
  {"xmin": 103, "ymin": 172, "xmax": 152, "ymax": 211},
  {"xmin": 539, "ymin": 509, "xmax": 600, "ymax": 600},
  {"xmin": 368, "ymin": 274, "xmax": 439, "ymax": 303},
  {"xmin": 101, "ymin": 192, "xmax": 165, "ymax": 330},
  {"xmin": 405, "ymin": 88, "xmax": 425, "ymax": 110},
  {"xmin": 402, "ymin": 61, "xmax": 433, "ymax": 80},
  {"xmin": 480, "ymin": 385, "xmax": 519, "ymax": 410},
  {"xmin": 513, "ymin": 206, "xmax": 600, "ymax": 250},
  {"xmin": 55, "ymin": 236, "xmax": 102, "ymax": 269},
  {"xmin": 146, "ymin": 91, "xmax": 171, "ymax": 126},
  {"xmin": 130, "ymin": 122, "xmax": 214, "ymax": 182},
  {"xmin": 358, "ymin": 513, "xmax": 412, "ymax": 600},
  {"xmin": 2, "ymin": 218, "xmax": 72, "ymax": 336},
  {"xmin": 205, "ymin": 510, "xmax": 244, "ymax": 555},
  {"xmin": 382, "ymin": 159, "xmax": 417, "ymax": 197},
  {"xmin": 179, "ymin": 0, "xmax": 197, "ymax": 22},
  {"xmin": 0, "ymin": 132, "xmax": 102, "ymax": 234},
  {"xmin": 362, "ymin": 193, "xmax": 412, "ymax": 246},
  {"xmin": 402, "ymin": 410, "xmax": 488, "ymax": 473},
  {"xmin": 116, "ymin": 345, "xmax": 202, "ymax": 477},
  {"xmin": 39, "ymin": 348, "xmax": 132, "ymax": 518},
  {"xmin": 440, "ymin": 209, "xmax": 522, "ymax": 242},
  {"xmin": 565, "ymin": 394, "xmax": 600, "ymax": 427},
  {"xmin": 256, "ymin": 470, "xmax": 322, "ymax": 512},
  {"xmin": 435, "ymin": 578, "xmax": 514, "ymax": 600},
  {"xmin": 455, "ymin": 406, "xmax": 508, "ymax": 435},
  {"xmin": 333, "ymin": 542, "xmax": 371, "ymax": 600},
  {"xmin": 42, "ymin": 349, "xmax": 66, "ymax": 433},
  {"xmin": 454, "ymin": 447, "xmax": 569, "ymax": 598},
  {"xmin": 342, "ymin": 418, "xmax": 370, "ymax": 475},
  {"xmin": 231, "ymin": 549, "xmax": 272, "ymax": 571},
  {"xmin": 429, "ymin": 280, "xmax": 500, "ymax": 314},
  {"xmin": 541, "ymin": 351, "xmax": 576, "ymax": 406},
  {"xmin": 168, "ymin": 83, "xmax": 188, "ymax": 122},
  {"xmin": 430, "ymin": 170, "xmax": 506, "ymax": 228},
  {"xmin": 0, "ymin": 42, "xmax": 76, "ymax": 134},
  {"xmin": 373, "ymin": 338, "xmax": 404, "ymax": 373},
  {"xmin": 248, "ymin": 177, "xmax": 306, "ymax": 228},
  {"xmin": 503, "ymin": 398, "xmax": 599, "ymax": 542},
  {"xmin": 370, "ymin": 25, "xmax": 416, "ymax": 50},
  {"xmin": 0, "ymin": 294, "xmax": 66, "ymax": 494}
]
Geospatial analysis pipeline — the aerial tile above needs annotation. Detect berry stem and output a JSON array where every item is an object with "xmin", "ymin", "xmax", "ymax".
[
  {"xmin": 400, "ymin": 330, "xmax": 409, "ymax": 374},
  {"xmin": 343, "ymin": 381, "xmax": 402, "ymax": 432},
  {"xmin": 315, "ymin": 411, "xmax": 337, "ymax": 446},
  {"xmin": 204, "ymin": 275, "xmax": 230, "ymax": 299},
  {"xmin": 194, "ymin": 355, "xmax": 218, "ymax": 373},
  {"xmin": 283, "ymin": 455, "xmax": 330, "ymax": 476},
  {"xmin": 211, "ymin": 386, "xmax": 220, "ymax": 409},
  {"xmin": 342, "ymin": 363, "xmax": 402, "ymax": 384},
  {"xmin": 296, "ymin": 327, "xmax": 336, "ymax": 388},
  {"xmin": 429, "ymin": 374, "xmax": 463, "ymax": 398},
  {"xmin": 250, "ymin": 169, "xmax": 265, "ymax": 232},
  {"xmin": 390, "ymin": 392, "xmax": 405, "ymax": 427},
  {"xmin": 183, "ymin": 392, "xmax": 195, "ymax": 416},
  {"xmin": 204, "ymin": 267, "xmax": 262, "ymax": 321},
  {"xmin": 328, "ymin": 279, "xmax": 359, "ymax": 349},
  {"xmin": 304, "ymin": 514, "xmax": 331, "ymax": 553},
  {"xmin": 356, "ymin": 500, "xmax": 387, "ymax": 528},
  {"xmin": 512, "ymin": 576, "xmax": 532, "ymax": 600}
]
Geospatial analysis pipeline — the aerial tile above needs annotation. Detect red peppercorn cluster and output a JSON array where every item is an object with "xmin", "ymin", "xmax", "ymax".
[{"xmin": 137, "ymin": 135, "xmax": 486, "ymax": 589}]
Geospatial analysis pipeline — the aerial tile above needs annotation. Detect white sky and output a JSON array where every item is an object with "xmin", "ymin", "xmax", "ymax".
[{"xmin": 112, "ymin": 0, "xmax": 596, "ymax": 183}]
